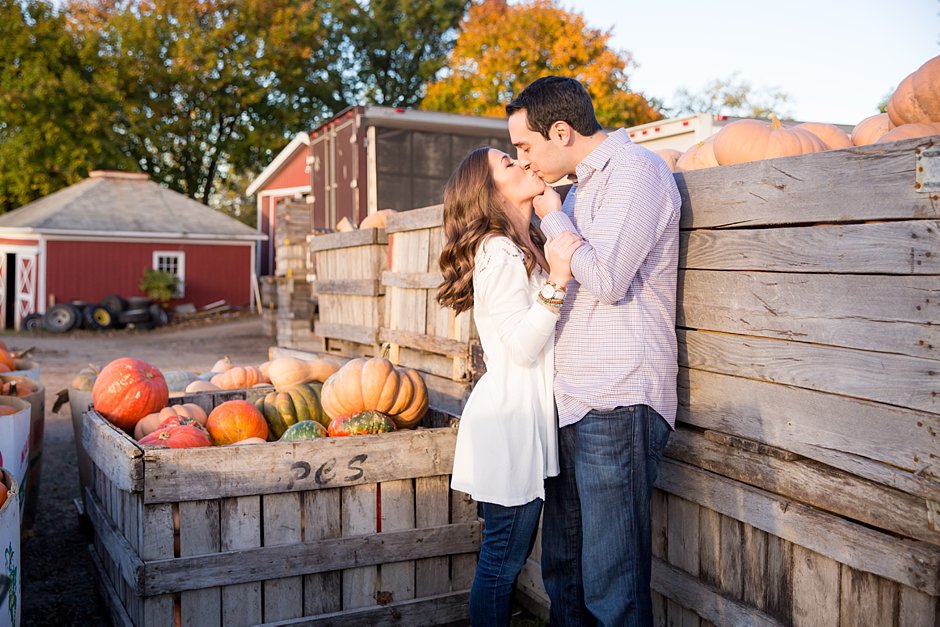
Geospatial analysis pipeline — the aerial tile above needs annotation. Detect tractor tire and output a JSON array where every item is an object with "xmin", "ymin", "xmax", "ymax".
[
  {"xmin": 83, "ymin": 305, "xmax": 115, "ymax": 331},
  {"xmin": 43, "ymin": 304, "xmax": 81, "ymax": 333}
]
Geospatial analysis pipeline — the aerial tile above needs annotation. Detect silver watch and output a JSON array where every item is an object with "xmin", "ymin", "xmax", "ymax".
[{"xmin": 539, "ymin": 283, "xmax": 565, "ymax": 301}]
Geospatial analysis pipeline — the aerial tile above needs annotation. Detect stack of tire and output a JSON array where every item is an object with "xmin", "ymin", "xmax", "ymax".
[{"xmin": 22, "ymin": 295, "xmax": 170, "ymax": 333}]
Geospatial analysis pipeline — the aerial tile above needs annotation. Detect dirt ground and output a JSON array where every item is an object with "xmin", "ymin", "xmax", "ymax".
[{"xmin": 12, "ymin": 314, "xmax": 273, "ymax": 625}]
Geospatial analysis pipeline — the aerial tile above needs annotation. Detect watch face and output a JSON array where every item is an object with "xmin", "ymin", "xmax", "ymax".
[{"xmin": 540, "ymin": 284, "xmax": 555, "ymax": 299}]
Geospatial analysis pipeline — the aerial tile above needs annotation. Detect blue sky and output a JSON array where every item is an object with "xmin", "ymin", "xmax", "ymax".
[{"xmin": 568, "ymin": 0, "xmax": 940, "ymax": 125}]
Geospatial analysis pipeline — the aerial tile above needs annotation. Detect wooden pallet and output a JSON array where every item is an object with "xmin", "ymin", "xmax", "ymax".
[{"xmin": 83, "ymin": 393, "xmax": 478, "ymax": 626}]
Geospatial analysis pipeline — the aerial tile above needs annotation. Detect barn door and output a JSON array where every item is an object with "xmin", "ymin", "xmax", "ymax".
[{"xmin": 14, "ymin": 253, "xmax": 37, "ymax": 329}]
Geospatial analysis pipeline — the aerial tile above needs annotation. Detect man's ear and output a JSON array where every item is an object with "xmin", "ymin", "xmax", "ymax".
[{"xmin": 551, "ymin": 121, "xmax": 573, "ymax": 146}]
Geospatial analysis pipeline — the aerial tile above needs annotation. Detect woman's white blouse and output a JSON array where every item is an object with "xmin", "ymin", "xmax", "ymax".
[{"xmin": 450, "ymin": 236, "xmax": 560, "ymax": 507}]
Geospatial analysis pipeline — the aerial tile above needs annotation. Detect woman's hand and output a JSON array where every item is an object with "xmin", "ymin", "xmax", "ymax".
[
  {"xmin": 544, "ymin": 231, "xmax": 583, "ymax": 284},
  {"xmin": 533, "ymin": 186, "xmax": 562, "ymax": 219}
]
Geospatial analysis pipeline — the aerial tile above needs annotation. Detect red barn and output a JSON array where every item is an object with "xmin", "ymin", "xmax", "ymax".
[{"xmin": 0, "ymin": 170, "xmax": 265, "ymax": 330}]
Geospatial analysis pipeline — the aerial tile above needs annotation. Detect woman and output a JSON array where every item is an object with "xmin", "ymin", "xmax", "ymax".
[{"xmin": 438, "ymin": 147, "xmax": 581, "ymax": 625}]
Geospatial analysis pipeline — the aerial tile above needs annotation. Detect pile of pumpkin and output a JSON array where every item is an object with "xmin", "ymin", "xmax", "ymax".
[
  {"xmin": 657, "ymin": 54, "xmax": 940, "ymax": 172},
  {"xmin": 87, "ymin": 355, "xmax": 429, "ymax": 449}
]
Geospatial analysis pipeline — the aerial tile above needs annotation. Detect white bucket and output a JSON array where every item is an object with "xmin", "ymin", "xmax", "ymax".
[
  {"xmin": 0, "ymin": 400, "xmax": 28, "ymax": 516},
  {"xmin": 5, "ymin": 362, "xmax": 37, "ymax": 384},
  {"xmin": 0, "ymin": 469, "xmax": 20, "ymax": 627}
]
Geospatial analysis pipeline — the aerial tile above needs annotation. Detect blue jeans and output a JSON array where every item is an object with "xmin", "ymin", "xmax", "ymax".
[
  {"xmin": 541, "ymin": 404, "xmax": 671, "ymax": 627},
  {"xmin": 469, "ymin": 497, "xmax": 543, "ymax": 627}
]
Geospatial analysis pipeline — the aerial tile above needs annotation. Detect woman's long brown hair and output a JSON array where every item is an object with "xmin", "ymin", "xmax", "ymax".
[{"xmin": 437, "ymin": 147, "xmax": 546, "ymax": 314}]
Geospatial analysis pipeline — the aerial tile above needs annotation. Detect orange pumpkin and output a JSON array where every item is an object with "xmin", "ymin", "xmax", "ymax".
[
  {"xmin": 0, "ymin": 350, "xmax": 14, "ymax": 371},
  {"xmin": 0, "ymin": 406, "xmax": 18, "ymax": 416},
  {"xmin": 653, "ymin": 148, "xmax": 682, "ymax": 173},
  {"xmin": 875, "ymin": 122, "xmax": 940, "ymax": 144},
  {"xmin": 794, "ymin": 122, "xmax": 852, "ymax": 150},
  {"xmin": 851, "ymin": 113, "xmax": 894, "ymax": 146},
  {"xmin": 92, "ymin": 358, "xmax": 169, "ymax": 432},
  {"xmin": 206, "ymin": 400, "xmax": 268, "ymax": 445},
  {"xmin": 266, "ymin": 356, "xmax": 342, "ymax": 392},
  {"xmin": 713, "ymin": 115, "xmax": 827, "ymax": 166},
  {"xmin": 210, "ymin": 366, "xmax": 268, "ymax": 390},
  {"xmin": 359, "ymin": 208, "xmax": 396, "ymax": 230},
  {"xmin": 0, "ymin": 376, "xmax": 37, "ymax": 397},
  {"xmin": 0, "ymin": 479, "xmax": 7, "ymax": 510},
  {"xmin": 320, "ymin": 357, "xmax": 428, "ymax": 429},
  {"xmin": 675, "ymin": 138, "xmax": 719, "ymax": 172},
  {"xmin": 888, "ymin": 55, "xmax": 940, "ymax": 126}
]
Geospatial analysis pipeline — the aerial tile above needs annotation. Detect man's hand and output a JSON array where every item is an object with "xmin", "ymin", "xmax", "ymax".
[{"xmin": 533, "ymin": 186, "xmax": 562, "ymax": 219}]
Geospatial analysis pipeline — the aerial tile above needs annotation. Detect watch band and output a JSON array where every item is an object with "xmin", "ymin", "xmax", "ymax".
[{"xmin": 546, "ymin": 279, "xmax": 567, "ymax": 292}]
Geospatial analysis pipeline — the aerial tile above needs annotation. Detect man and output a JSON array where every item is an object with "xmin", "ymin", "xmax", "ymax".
[{"xmin": 506, "ymin": 76, "xmax": 680, "ymax": 626}]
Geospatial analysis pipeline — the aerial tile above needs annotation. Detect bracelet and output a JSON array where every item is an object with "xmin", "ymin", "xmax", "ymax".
[
  {"xmin": 537, "ymin": 293, "xmax": 563, "ymax": 308},
  {"xmin": 546, "ymin": 279, "xmax": 567, "ymax": 292}
]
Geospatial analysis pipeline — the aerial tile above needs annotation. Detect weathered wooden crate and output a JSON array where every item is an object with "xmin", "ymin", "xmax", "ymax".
[
  {"xmin": 517, "ymin": 136, "xmax": 940, "ymax": 626},
  {"xmin": 83, "ymin": 393, "xmax": 479, "ymax": 627},
  {"xmin": 381, "ymin": 206, "xmax": 481, "ymax": 414},
  {"xmin": 310, "ymin": 228, "xmax": 388, "ymax": 359}
]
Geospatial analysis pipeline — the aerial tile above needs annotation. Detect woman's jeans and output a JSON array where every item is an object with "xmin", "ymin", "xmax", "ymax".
[
  {"xmin": 469, "ymin": 497, "xmax": 543, "ymax": 626},
  {"xmin": 541, "ymin": 404, "xmax": 672, "ymax": 627}
]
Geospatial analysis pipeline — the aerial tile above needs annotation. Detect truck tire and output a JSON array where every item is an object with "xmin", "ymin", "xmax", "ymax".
[
  {"xmin": 118, "ymin": 308, "xmax": 151, "ymax": 325},
  {"xmin": 149, "ymin": 304, "xmax": 169, "ymax": 327},
  {"xmin": 44, "ymin": 304, "xmax": 81, "ymax": 333},
  {"xmin": 101, "ymin": 294, "xmax": 127, "ymax": 315},
  {"xmin": 126, "ymin": 296, "xmax": 153, "ymax": 309},
  {"xmin": 21, "ymin": 313, "xmax": 43, "ymax": 332},
  {"xmin": 83, "ymin": 305, "xmax": 115, "ymax": 331}
]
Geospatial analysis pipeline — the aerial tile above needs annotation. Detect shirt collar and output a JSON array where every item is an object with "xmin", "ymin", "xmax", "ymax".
[{"xmin": 575, "ymin": 128, "xmax": 632, "ymax": 182}]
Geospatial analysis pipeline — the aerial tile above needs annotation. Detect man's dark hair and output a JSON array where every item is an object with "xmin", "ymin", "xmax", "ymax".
[{"xmin": 505, "ymin": 76, "xmax": 602, "ymax": 139}]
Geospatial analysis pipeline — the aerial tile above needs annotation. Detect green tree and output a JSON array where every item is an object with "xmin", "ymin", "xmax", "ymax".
[
  {"xmin": 422, "ymin": 0, "xmax": 662, "ymax": 128},
  {"xmin": 670, "ymin": 74, "xmax": 792, "ymax": 119},
  {"xmin": 333, "ymin": 0, "xmax": 470, "ymax": 107},
  {"xmin": 0, "ymin": 0, "xmax": 133, "ymax": 212}
]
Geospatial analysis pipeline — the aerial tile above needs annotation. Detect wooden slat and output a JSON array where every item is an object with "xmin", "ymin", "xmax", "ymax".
[
  {"xmin": 698, "ymin": 508, "xmax": 721, "ymax": 589},
  {"xmin": 450, "ymin": 490, "xmax": 478, "ymax": 591},
  {"xmin": 666, "ymin": 428, "xmax": 940, "ymax": 545},
  {"xmin": 258, "ymin": 590, "xmax": 469, "ymax": 627},
  {"xmin": 379, "ymin": 480, "xmax": 416, "ymax": 604},
  {"xmin": 667, "ymin": 495, "xmax": 700, "ymax": 576},
  {"xmin": 678, "ymin": 368, "xmax": 940, "ymax": 501},
  {"xmin": 84, "ymin": 488, "xmax": 145, "ymax": 593},
  {"xmin": 314, "ymin": 321, "xmax": 379, "ymax": 346},
  {"xmin": 839, "ymin": 568, "xmax": 899, "ymax": 627},
  {"xmin": 675, "ymin": 137, "xmax": 940, "ymax": 229},
  {"xmin": 303, "ymin": 489, "xmax": 342, "ymax": 616},
  {"xmin": 310, "ymin": 228, "xmax": 388, "ymax": 252},
  {"xmin": 899, "ymin": 586, "xmax": 939, "ymax": 627},
  {"xmin": 651, "ymin": 557, "xmax": 784, "ymax": 627},
  {"xmin": 378, "ymin": 328, "xmax": 470, "ymax": 358},
  {"xmin": 179, "ymin": 500, "xmax": 222, "ymax": 627},
  {"xmin": 342, "ymin": 484, "xmax": 377, "ymax": 610},
  {"xmin": 656, "ymin": 459, "xmax": 940, "ymax": 595},
  {"xmin": 680, "ymin": 328, "xmax": 939, "ymax": 415},
  {"xmin": 83, "ymin": 410, "xmax": 143, "ymax": 493},
  {"xmin": 381, "ymin": 271, "xmax": 443, "ymax": 290},
  {"xmin": 385, "ymin": 205, "xmax": 443, "ymax": 234},
  {"xmin": 681, "ymin": 220, "xmax": 940, "ymax": 274},
  {"xmin": 790, "ymin": 545, "xmax": 840, "ymax": 627},
  {"xmin": 140, "ymin": 501, "xmax": 175, "ymax": 625},
  {"xmin": 142, "ymin": 429, "xmax": 457, "ymax": 503},
  {"xmin": 263, "ymin": 493, "xmax": 304, "ymax": 622},
  {"xmin": 220, "ymin": 496, "xmax": 263, "ymax": 625},
  {"xmin": 313, "ymin": 279, "xmax": 383, "ymax": 296},
  {"xmin": 679, "ymin": 270, "xmax": 939, "ymax": 360},
  {"xmin": 88, "ymin": 545, "xmax": 135, "ymax": 627},
  {"xmin": 414, "ymin": 476, "xmax": 450, "ymax": 597}
]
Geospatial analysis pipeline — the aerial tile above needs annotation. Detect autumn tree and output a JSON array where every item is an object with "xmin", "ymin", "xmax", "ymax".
[
  {"xmin": 422, "ymin": 0, "xmax": 661, "ymax": 128},
  {"xmin": 332, "ymin": 0, "xmax": 470, "ymax": 107},
  {"xmin": 670, "ymin": 74, "xmax": 793, "ymax": 119}
]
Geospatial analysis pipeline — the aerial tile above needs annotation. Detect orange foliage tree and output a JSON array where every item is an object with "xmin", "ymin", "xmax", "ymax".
[{"xmin": 422, "ymin": 0, "xmax": 662, "ymax": 128}]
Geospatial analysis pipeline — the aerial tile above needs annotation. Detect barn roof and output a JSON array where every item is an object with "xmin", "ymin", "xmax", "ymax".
[{"xmin": 0, "ymin": 171, "xmax": 264, "ymax": 241}]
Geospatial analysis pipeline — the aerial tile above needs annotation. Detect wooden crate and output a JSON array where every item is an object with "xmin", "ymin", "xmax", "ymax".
[
  {"xmin": 275, "ymin": 200, "xmax": 313, "ymax": 248},
  {"xmin": 83, "ymin": 393, "xmax": 479, "ymax": 627},
  {"xmin": 311, "ymin": 228, "xmax": 388, "ymax": 359},
  {"xmin": 381, "ymin": 206, "xmax": 481, "ymax": 414},
  {"xmin": 516, "ymin": 136, "xmax": 940, "ymax": 626},
  {"xmin": 275, "ymin": 243, "xmax": 309, "ymax": 279}
]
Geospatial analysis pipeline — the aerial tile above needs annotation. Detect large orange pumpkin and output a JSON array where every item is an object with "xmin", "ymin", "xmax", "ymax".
[
  {"xmin": 794, "ymin": 122, "xmax": 852, "ymax": 150},
  {"xmin": 888, "ymin": 55, "xmax": 940, "ymax": 126},
  {"xmin": 320, "ymin": 357, "xmax": 429, "ymax": 429},
  {"xmin": 206, "ymin": 400, "xmax": 268, "ymax": 445},
  {"xmin": 875, "ymin": 122, "xmax": 940, "ymax": 144},
  {"xmin": 713, "ymin": 115, "xmax": 827, "ymax": 165},
  {"xmin": 850, "ymin": 113, "xmax": 894, "ymax": 146},
  {"xmin": 92, "ymin": 358, "xmax": 168, "ymax": 432},
  {"xmin": 675, "ymin": 138, "xmax": 719, "ymax": 172}
]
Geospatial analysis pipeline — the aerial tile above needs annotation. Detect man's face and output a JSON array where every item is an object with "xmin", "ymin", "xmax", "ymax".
[{"xmin": 508, "ymin": 110, "xmax": 570, "ymax": 184}]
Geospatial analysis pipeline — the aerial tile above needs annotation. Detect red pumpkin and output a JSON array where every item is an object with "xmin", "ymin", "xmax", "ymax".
[
  {"xmin": 92, "ymin": 358, "xmax": 169, "ymax": 432},
  {"xmin": 206, "ymin": 400, "xmax": 269, "ymax": 445},
  {"xmin": 139, "ymin": 424, "xmax": 212, "ymax": 448}
]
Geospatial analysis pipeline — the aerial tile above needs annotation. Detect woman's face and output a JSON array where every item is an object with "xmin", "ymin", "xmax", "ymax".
[{"xmin": 487, "ymin": 149, "xmax": 546, "ymax": 210}]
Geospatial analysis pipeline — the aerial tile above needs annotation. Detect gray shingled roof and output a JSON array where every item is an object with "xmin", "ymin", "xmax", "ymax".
[{"xmin": 0, "ymin": 172, "xmax": 264, "ymax": 241}]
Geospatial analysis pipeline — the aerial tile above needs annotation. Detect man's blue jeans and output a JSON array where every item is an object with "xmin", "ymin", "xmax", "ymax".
[
  {"xmin": 541, "ymin": 404, "xmax": 671, "ymax": 626},
  {"xmin": 469, "ymin": 497, "xmax": 543, "ymax": 626}
]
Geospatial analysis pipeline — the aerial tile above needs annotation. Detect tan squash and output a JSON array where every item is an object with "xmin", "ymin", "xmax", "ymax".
[
  {"xmin": 185, "ymin": 380, "xmax": 221, "ymax": 394},
  {"xmin": 134, "ymin": 403, "xmax": 209, "ymax": 440},
  {"xmin": 358, "ymin": 208, "xmax": 396, "ymax": 229},
  {"xmin": 888, "ymin": 55, "xmax": 940, "ymax": 126},
  {"xmin": 875, "ymin": 122, "xmax": 940, "ymax": 144},
  {"xmin": 794, "ymin": 122, "xmax": 852, "ymax": 150},
  {"xmin": 675, "ymin": 137, "xmax": 719, "ymax": 171},
  {"xmin": 210, "ymin": 356, "xmax": 234, "ymax": 373},
  {"xmin": 210, "ymin": 366, "xmax": 268, "ymax": 390},
  {"xmin": 850, "ymin": 113, "xmax": 894, "ymax": 146},
  {"xmin": 266, "ymin": 356, "xmax": 342, "ymax": 392},
  {"xmin": 653, "ymin": 148, "xmax": 682, "ymax": 173},
  {"xmin": 713, "ymin": 115, "xmax": 827, "ymax": 165}
]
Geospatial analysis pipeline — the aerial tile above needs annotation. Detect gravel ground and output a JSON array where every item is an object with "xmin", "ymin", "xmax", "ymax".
[{"xmin": 14, "ymin": 315, "xmax": 273, "ymax": 625}]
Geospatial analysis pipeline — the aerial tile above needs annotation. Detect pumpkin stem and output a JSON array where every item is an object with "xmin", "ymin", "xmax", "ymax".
[
  {"xmin": 380, "ymin": 342, "xmax": 391, "ymax": 360},
  {"xmin": 770, "ymin": 114, "xmax": 782, "ymax": 129}
]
